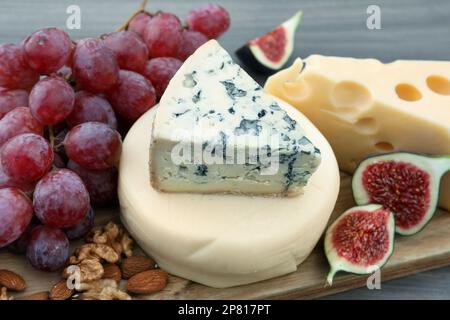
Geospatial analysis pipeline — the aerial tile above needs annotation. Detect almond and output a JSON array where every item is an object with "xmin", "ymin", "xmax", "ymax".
[
  {"xmin": 103, "ymin": 263, "xmax": 122, "ymax": 282},
  {"xmin": 126, "ymin": 269, "xmax": 168, "ymax": 295},
  {"xmin": 121, "ymin": 256, "xmax": 155, "ymax": 279},
  {"xmin": 0, "ymin": 269, "xmax": 26, "ymax": 291},
  {"xmin": 20, "ymin": 291, "xmax": 49, "ymax": 300},
  {"xmin": 49, "ymin": 280, "xmax": 74, "ymax": 300}
]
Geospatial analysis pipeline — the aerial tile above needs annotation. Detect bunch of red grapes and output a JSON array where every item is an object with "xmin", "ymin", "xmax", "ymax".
[{"xmin": 0, "ymin": 3, "xmax": 230, "ymax": 272}]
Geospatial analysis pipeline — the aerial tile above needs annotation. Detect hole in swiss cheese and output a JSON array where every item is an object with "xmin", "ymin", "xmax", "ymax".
[
  {"xmin": 395, "ymin": 84, "xmax": 422, "ymax": 101},
  {"xmin": 426, "ymin": 75, "xmax": 450, "ymax": 95}
]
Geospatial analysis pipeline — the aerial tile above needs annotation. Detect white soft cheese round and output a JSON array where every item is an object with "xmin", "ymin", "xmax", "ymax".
[{"xmin": 118, "ymin": 98, "xmax": 340, "ymax": 288}]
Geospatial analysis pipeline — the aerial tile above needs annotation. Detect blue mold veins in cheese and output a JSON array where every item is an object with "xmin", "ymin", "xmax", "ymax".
[{"xmin": 149, "ymin": 40, "xmax": 321, "ymax": 196}]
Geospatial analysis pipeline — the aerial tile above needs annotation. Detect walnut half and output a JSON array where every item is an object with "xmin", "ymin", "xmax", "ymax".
[
  {"xmin": 86, "ymin": 222, "xmax": 133, "ymax": 258},
  {"xmin": 64, "ymin": 243, "xmax": 120, "ymax": 283},
  {"xmin": 69, "ymin": 243, "xmax": 120, "ymax": 265},
  {"xmin": 74, "ymin": 279, "xmax": 131, "ymax": 300},
  {"xmin": 63, "ymin": 259, "xmax": 105, "ymax": 283}
]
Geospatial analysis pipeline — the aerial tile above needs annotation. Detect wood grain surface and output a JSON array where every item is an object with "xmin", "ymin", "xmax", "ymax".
[{"xmin": 0, "ymin": 0, "xmax": 449, "ymax": 299}]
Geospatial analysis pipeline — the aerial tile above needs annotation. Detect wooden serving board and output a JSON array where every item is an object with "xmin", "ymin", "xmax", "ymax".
[{"xmin": 1, "ymin": 173, "xmax": 449, "ymax": 300}]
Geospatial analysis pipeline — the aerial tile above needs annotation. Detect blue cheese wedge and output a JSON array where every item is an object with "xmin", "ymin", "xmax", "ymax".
[{"xmin": 150, "ymin": 40, "xmax": 321, "ymax": 196}]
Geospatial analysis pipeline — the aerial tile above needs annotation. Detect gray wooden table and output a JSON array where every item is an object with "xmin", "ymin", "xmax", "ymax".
[{"xmin": 0, "ymin": 0, "xmax": 449, "ymax": 299}]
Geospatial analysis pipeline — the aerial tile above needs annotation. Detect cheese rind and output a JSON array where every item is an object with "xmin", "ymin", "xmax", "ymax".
[
  {"xmin": 150, "ymin": 40, "xmax": 321, "ymax": 196},
  {"xmin": 119, "ymin": 100, "xmax": 340, "ymax": 288},
  {"xmin": 265, "ymin": 56, "xmax": 450, "ymax": 210}
]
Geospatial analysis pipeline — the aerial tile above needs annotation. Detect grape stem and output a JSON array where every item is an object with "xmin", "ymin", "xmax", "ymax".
[
  {"xmin": 48, "ymin": 125, "xmax": 55, "ymax": 150},
  {"xmin": 116, "ymin": 0, "xmax": 150, "ymax": 32}
]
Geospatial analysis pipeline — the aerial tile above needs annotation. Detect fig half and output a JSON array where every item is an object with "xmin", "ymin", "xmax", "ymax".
[
  {"xmin": 236, "ymin": 11, "xmax": 302, "ymax": 73},
  {"xmin": 324, "ymin": 204, "xmax": 395, "ymax": 286},
  {"xmin": 352, "ymin": 152, "xmax": 450, "ymax": 235}
]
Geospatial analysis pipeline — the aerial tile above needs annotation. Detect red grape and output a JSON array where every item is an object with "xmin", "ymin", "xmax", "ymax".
[
  {"xmin": 22, "ymin": 27, "xmax": 72, "ymax": 74},
  {"xmin": 72, "ymin": 38, "xmax": 119, "ymax": 93},
  {"xmin": 128, "ymin": 12, "xmax": 152, "ymax": 37},
  {"xmin": 29, "ymin": 76, "xmax": 75, "ymax": 125},
  {"xmin": 0, "ymin": 162, "xmax": 35, "ymax": 193},
  {"xmin": 1, "ymin": 133, "xmax": 53, "ymax": 183},
  {"xmin": 64, "ymin": 207, "xmax": 94, "ymax": 240},
  {"xmin": 66, "ymin": 91, "xmax": 117, "ymax": 129},
  {"xmin": 186, "ymin": 4, "xmax": 230, "ymax": 39},
  {"xmin": 103, "ymin": 31, "xmax": 148, "ymax": 73},
  {"xmin": 33, "ymin": 169, "xmax": 90, "ymax": 228},
  {"xmin": 143, "ymin": 12, "xmax": 183, "ymax": 58},
  {"xmin": 64, "ymin": 122, "xmax": 122, "ymax": 170},
  {"xmin": 7, "ymin": 217, "xmax": 39, "ymax": 254},
  {"xmin": 0, "ymin": 107, "xmax": 43, "ymax": 147},
  {"xmin": 177, "ymin": 30, "xmax": 208, "ymax": 61},
  {"xmin": 0, "ymin": 88, "xmax": 29, "ymax": 119},
  {"xmin": 0, "ymin": 44, "xmax": 39, "ymax": 90},
  {"xmin": 67, "ymin": 160, "xmax": 117, "ymax": 206},
  {"xmin": 0, "ymin": 188, "xmax": 33, "ymax": 248},
  {"xmin": 26, "ymin": 225, "xmax": 69, "ymax": 271},
  {"xmin": 142, "ymin": 57, "xmax": 182, "ymax": 99},
  {"xmin": 107, "ymin": 70, "xmax": 156, "ymax": 122}
]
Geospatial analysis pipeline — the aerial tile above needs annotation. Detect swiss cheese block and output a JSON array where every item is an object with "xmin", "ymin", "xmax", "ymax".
[
  {"xmin": 265, "ymin": 57, "xmax": 450, "ymax": 210},
  {"xmin": 150, "ymin": 40, "xmax": 321, "ymax": 197},
  {"xmin": 118, "ymin": 99, "xmax": 340, "ymax": 288}
]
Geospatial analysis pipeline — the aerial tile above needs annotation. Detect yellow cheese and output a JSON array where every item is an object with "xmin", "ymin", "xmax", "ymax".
[
  {"xmin": 118, "ymin": 99, "xmax": 340, "ymax": 288},
  {"xmin": 265, "ymin": 57, "xmax": 450, "ymax": 211}
]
